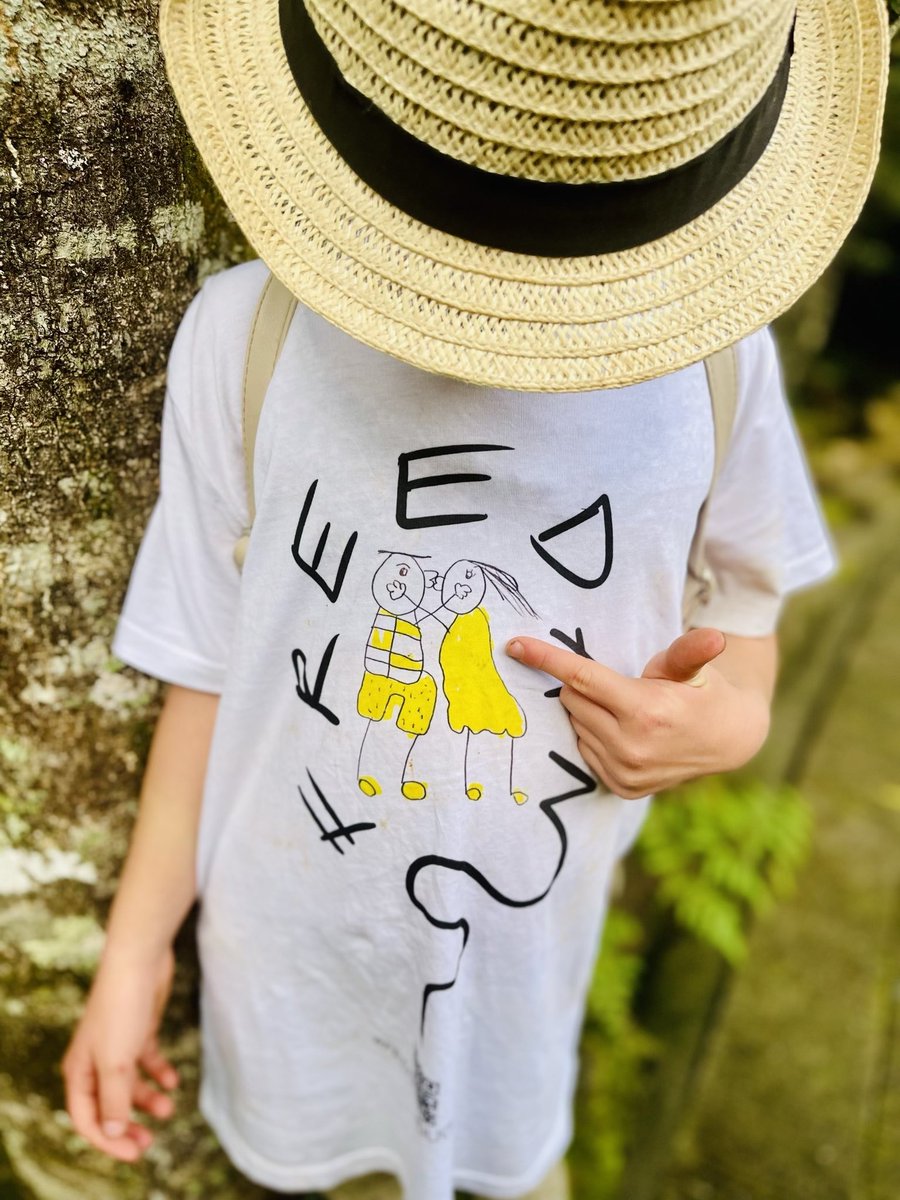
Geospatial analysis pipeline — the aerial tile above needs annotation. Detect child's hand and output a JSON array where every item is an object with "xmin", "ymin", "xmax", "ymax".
[
  {"xmin": 62, "ymin": 944, "xmax": 179, "ymax": 1162},
  {"xmin": 507, "ymin": 627, "xmax": 771, "ymax": 798}
]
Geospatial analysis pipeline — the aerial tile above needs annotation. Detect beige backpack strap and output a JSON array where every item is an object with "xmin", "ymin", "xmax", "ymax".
[
  {"xmin": 233, "ymin": 272, "xmax": 298, "ymax": 569},
  {"xmin": 682, "ymin": 345, "xmax": 739, "ymax": 626}
]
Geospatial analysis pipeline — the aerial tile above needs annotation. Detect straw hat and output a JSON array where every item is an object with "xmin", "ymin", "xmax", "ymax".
[{"xmin": 159, "ymin": 0, "xmax": 891, "ymax": 391}]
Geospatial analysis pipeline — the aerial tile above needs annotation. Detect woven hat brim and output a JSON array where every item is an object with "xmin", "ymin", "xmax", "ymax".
[{"xmin": 159, "ymin": 0, "xmax": 889, "ymax": 392}]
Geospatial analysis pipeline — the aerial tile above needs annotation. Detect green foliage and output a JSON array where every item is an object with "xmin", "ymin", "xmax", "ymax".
[
  {"xmin": 585, "ymin": 910, "xmax": 647, "ymax": 1039},
  {"xmin": 637, "ymin": 776, "xmax": 812, "ymax": 963},
  {"xmin": 572, "ymin": 775, "xmax": 816, "ymax": 1199},
  {"xmin": 572, "ymin": 910, "xmax": 660, "ymax": 1199},
  {"xmin": 573, "ymin": 778, "xmax": 813, "ymax": 1196}
]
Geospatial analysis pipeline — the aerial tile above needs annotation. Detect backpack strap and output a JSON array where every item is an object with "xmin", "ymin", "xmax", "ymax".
[
  {"xmin": 682, "ymin": 345, "xmax": 740, "ymax": 626},
  {"xmin": 230, "ymin": 273, "xmax": 739, "ymax": 605},
  {"xmin": 233, "ymin": 272, "xmax": 298, "ymax": 570}
]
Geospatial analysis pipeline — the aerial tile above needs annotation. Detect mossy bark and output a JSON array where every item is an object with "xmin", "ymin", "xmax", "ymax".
[{"xmin": 0, "ymin": 3, "xmax": 260, "ymax": 1194}]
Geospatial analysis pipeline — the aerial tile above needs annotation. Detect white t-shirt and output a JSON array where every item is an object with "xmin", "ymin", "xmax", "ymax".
[{"xmin": 113, "ymin": 258, "xmax": 835, "ymax": 1199}]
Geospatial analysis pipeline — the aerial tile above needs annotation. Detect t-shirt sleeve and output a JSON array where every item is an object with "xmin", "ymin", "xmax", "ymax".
[
  {"xmin": 111, "ymin": 285, "xmax": 246, "ymax": 692},
  {"xmin": 695, "ymin": 325, "xmax": 838, "ymax": 637}
]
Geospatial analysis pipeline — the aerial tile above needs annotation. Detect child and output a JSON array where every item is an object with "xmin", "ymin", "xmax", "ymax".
[{"xmin": 61, "ymin": 1, "xmax": 890, "ymax": 1198}]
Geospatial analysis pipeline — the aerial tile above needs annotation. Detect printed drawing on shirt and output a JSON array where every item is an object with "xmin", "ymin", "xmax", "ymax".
[
  {"xmin": 356, "ymin": 552, "xmax": 438, "ymax": 801},
  {"xmin": 289, "ymin": 453, "xmax": 614, "ymax": 1137},
  {"xmin": 355, "ymin": 552, "xmax": 537, "ymax": 805}
]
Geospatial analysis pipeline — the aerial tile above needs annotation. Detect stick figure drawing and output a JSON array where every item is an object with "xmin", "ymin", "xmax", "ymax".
[
  {"xmin": 356, "ymin": 552, "xmax": 537, "ymax": 804},
  {"xmin": 435, "ymin": 560, "xmax": 537, "ymax": 805},
  {"xmin": 356, "ymin": 552, "xmax": 438, "ymax": 801}
]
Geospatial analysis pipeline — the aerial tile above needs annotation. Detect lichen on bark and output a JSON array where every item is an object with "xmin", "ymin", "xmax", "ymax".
[{"xmin": 1, "ymin": 2, "xmax": 258, "ymax": 1194}]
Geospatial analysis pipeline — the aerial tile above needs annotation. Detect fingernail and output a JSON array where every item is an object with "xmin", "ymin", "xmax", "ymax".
[
  {"xmin": 103, "ymin": 1120, "xmax": 127, "ymax": 1138},
  {"xmin": 507, "ymin": 639, "xmax": 523, "ymax": 659},
  {"xmin": 685, "ymin": 670, "xmax": 709, "ymax": 688}
]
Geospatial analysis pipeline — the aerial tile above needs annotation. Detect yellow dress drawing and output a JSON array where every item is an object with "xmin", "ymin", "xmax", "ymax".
[{"xmin": 440, "ymin": 607, "xmax": 525, "ymax": 737}]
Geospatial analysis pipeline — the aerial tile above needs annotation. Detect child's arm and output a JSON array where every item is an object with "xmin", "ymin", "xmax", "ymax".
[
  {"xmin": 506, "ymin": 626, "xmax": 776, "ymax": 799},
  {"xmin": 61, "ymin": 683, "xmax": 219, "ymax": 1162}
]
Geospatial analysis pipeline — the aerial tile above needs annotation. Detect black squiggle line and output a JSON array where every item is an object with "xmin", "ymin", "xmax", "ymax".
[{"xmin": 405, "ymin": 751, "xmax": 596, "ymax": 1033}]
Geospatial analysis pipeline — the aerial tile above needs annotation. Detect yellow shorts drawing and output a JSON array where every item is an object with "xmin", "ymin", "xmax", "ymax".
[{"xmin": 357, "ymin": 670, "xmax": 437, "ymax": 735}]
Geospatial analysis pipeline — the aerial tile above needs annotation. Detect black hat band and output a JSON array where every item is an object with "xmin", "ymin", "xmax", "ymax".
[{"xmin": 279, "ymin": 0, "xmax": 794, "ymax": 258}]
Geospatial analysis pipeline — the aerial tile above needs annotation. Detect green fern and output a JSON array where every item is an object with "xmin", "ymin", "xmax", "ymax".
[
  {"xmin": 573, "ymin": 777, "xmax": 813, "ymax": 1194},
  {"xmin": 586, "ymin": 909, "xmax": 647, "ymax": 1039},
  {"xmin": 636, "ymin": 776, "xmax": 812, "ymax": 963}
]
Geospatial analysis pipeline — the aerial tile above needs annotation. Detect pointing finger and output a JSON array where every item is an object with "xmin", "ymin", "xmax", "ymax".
[{"xmin": 507, "ymin": 638, "xmax": 638, "ymax": 717}]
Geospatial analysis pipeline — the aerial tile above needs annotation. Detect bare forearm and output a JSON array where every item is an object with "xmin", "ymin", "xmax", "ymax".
[{"xmin": 102, "ymin": 684, "xmax": 219, "ymax": 965}]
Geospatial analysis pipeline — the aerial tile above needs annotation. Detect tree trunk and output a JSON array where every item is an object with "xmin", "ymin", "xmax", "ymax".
[{"xmin": 0, "ymin": 3, "xmax": 260, "ymax": 1194}]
